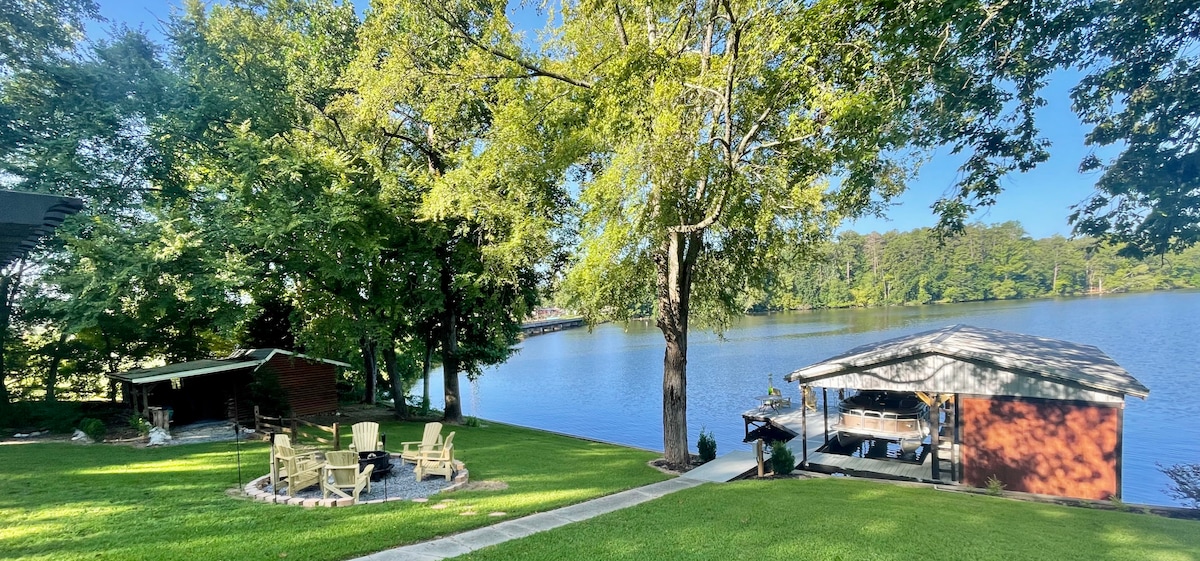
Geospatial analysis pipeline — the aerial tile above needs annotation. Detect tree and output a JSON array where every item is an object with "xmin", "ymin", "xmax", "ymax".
[
  {"xmin": 508, "ymin": 1, "xmax": 1061, "ymax": 465},
  {"xmin": 1068, "ymin": 2, "xmax": 1200, "ymax": 257},
  {"xmin": 351, "ymin": 0, "xmax": 569, "ymax": 422}
]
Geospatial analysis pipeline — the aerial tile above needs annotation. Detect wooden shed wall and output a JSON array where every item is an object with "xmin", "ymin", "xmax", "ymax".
[
  {"xmin": 960, "ymin": 395, "xmax": 1120, "ymax": 500},
  {"xmin": 264, "ymin": 354, "xmax": 338, "ymax": 416}
]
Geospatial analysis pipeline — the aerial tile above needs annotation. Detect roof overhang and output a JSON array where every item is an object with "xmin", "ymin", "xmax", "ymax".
[
  {"xmin": 0, "ymin": 190, "xmax": 84, "ymax": 268},
  {"xmin": 785, "ymin": 325, "xmax": 1149, "ymax": 400},
  {"xmin": 108, "ymin": 348, "xmax": 351, "ymax": 385}
]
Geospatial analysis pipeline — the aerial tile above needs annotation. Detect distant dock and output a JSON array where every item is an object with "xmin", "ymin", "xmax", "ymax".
[{"xmin": 520, "ymin": 317, "xmax": 585, "ymax": 337}]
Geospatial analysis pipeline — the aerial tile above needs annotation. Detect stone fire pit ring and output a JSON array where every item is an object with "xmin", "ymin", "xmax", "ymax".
[{"xmin": 243, "ymin": 452, "xmax": 468, "ymax": 507}]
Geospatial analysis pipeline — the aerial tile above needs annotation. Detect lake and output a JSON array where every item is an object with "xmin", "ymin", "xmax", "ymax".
[{"xmin": 425, "ymin": 290, "xmax": 1200, "ymax": 506}]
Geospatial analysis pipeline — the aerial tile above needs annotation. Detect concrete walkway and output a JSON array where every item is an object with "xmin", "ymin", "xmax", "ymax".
[{"xmin": 352, "ymin": 477, "xmax": 704, "ymax": 561}]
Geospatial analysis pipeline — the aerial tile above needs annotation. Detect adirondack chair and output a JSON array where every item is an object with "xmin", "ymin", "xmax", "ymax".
[
  {"xmin": 399, "ymin": 422, "xmax": 443, "ymax": 465},
  {"xmin": 322, "ymin": 450, "xmax": 373, "ymax": 501},
  {"xmin": 273, "ymin": 444, "xmax": 322, "ymax": 496},
  {"xmin": 414, "ymin": 431, "xmax": 456, "ymax": 481},
  {"xmin": 269, "ymin": 434, "xmax": 313, "ymax": 491},
  {"xmin": 349, "ymin": 422, "xmax": 385, "ymax": 452}
]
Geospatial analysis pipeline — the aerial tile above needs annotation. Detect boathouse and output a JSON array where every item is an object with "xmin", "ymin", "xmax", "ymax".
[
  {"xmin": 779, "ymin": 325, "xmax": 1149, "ymax": 500},
  {"xmin": 108, "ymin": 349, "xmax": 350, "ymax": 424}
]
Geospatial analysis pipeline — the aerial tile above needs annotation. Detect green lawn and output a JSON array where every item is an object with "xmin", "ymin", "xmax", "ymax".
[
  {"xmin": 0, "ymin": 421, "xmax": 667, "ymax": 561},
  {"xmin": 455, "ymin": 478, "xmax": 1200, "ymax": 561}
]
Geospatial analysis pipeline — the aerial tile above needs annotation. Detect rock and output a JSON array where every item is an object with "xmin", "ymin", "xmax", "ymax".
[{"xmin": 147, "ymin": 427, "xmax": 173, "ymax": 446}]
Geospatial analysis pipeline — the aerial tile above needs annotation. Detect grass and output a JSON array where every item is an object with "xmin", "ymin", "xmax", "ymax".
[
  {"xmin": 455, "ymin": 478, "xmax": 1200, "ymax": 561},
  {"xmin": 0, "ymin": 420, "xmax": 667, "ymax": 561}
]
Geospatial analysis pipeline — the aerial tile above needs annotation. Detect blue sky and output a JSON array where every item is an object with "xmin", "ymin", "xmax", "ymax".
[{"xmin": 90, "ymin": 0, "xmax": 1110, "ymax": 239}]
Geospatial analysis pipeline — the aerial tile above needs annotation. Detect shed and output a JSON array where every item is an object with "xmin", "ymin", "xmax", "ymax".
[
  {"xmin": 107, "ymin": 349, "xmax": 350, "ymax": 424},
  {"xmin": 784, "ymin": 324, "xmax": 1149, "ymax": 500}
]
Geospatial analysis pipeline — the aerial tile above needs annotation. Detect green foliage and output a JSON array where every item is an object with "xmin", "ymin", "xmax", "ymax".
[
  {"xmin": 128, "ymin": 414, "xmax": 151, "ymax": 437},
  {"xmin": 1108, "ymin": 494, "xmax": 1132, "ymax": 513},
  {"xmin": 464, "ymin": 416, "xmax": 481, "ymax": 428},
  {"xmin": 986, "ymin": 475, "xmax": 1007, "ymax": 496},
  {"xmin": 768, "ymin": 441, "xmax": 796, "ymax": 476},
  {"xmin": 78, "ymin": 417, "xmax": 106, "ymax": 442},
  {"xmin": 697, "ymin": 428, "xmax": 717, "ymax": 463},
  {"xmin": 0, "ymin": 400, "xmax": 82, "ymax": 432},
  {"xmin": 744, "ymin": 222, "xmax": 1200, "ymax": 311},
  {"xmin": 1160, "ymin": 463, "xmax": 1200, "ymax": 509},
  {"xmin": 1066, "ymin": 2, "xmax": 1200, "ymax": 256}
]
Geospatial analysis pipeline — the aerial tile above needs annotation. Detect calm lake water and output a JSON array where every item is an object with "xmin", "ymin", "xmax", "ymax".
[{"xmin": 427, "ymin": 290, "xmax": 1200, "ymax": 506}]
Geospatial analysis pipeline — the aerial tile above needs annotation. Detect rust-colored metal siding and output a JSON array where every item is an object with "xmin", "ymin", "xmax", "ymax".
[
  {"xmin": 264, "ymin": 354, "xmax": 338, "ymax": 416},
  {"xmin": 960, "ymin": 395, "xmax": 1120, "ymax": 500}
]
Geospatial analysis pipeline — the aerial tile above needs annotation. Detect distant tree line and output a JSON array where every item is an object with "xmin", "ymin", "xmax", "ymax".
[{"xmin": 743, "ymin": 222, "xmax": 1200, "ymax": 312}]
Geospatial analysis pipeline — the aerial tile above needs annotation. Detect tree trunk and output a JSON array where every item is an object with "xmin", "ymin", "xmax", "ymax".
[
  {"xmin": 43, "ymin": 332, "xmax": 68, "ymax": 402},
  {"xmin": 421, "ymin": 331, "xmax": 433, "ymax": 416},
  {"xmin": 358, "ymin": 337, "xmax": 378, "ymax": 405},
  {"xmin": 655, "ymin": 231, "xmax": 698, "ymax": 466},
  {"xmin": 380, "ymin": 343, "xmax": 408, "ymax": 419},
  {"xmin": 439, "ymin": 245, "xmax": 463, "ymax": 423}
]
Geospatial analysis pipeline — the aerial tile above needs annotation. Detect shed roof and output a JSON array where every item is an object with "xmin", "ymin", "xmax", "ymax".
[
  {"xmin": 784, "ymin": 325, "xmax": 1149, "ymax": 399},
  {"xmin": 108, "ymin": 348, "xmax": 351, "ymax": 385}
]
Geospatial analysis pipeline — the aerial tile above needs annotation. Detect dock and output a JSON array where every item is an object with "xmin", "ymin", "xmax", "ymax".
[
  {"xmin": 740, "ymin": 402, "xmax": 952, "ymax": 485},
  {"xmin": 520, "ymin": 317, "xmax": 585, "ymax": 337}
]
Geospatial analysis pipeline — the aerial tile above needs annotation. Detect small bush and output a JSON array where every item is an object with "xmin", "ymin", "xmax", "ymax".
[
  {"xmin": 768, "ymin": 440, "xmax": 795, "ymax": 476},
  {"xmin": 1108, "ymin": 494, "xmax": 1131, "ymax": 512},
  {"xmin": 129, "ymin": 414, "xmax": 151, "ymax": 437},
  {"xmin": 79, "ymin": 418, "xmax": 107, "ymax": 442},
  {"xmin": 1159, "ymin": 462, "xmax": 1200, "ymax": 509},
  {"xmin": 464, "ymin": 416, "xmax": 481, "ymax": 427},
  {"xmin": 697, "ymin": 427, "xmax": 717, "ymax": 462},
  {"xmin": 985, "ymin": 475, "xmax": 1006, "ymax": 496}
]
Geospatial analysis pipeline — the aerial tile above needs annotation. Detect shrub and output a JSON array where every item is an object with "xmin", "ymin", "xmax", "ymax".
[
  {"xmin": 1159, "ymin": 462, "xmax": 1200, "ymax": 509},
  {"xmin": 768, "ymin": 440, "xmax": 795, "ymax": 476},
  {"xmin": 0, "ymin": 400, "xmax": 83, "ymax": 432},
  {"xmin": 129, "ymin": 414, "xmax": 151, "ymax": 437},
  {"xmin": 697, "ymin": 427, "xmax": 717, "ymax": 462},
  {"xmin": 1108, "ymin": 494, "xmax": 1132, "ymax": 512},
  {"xmin": 985, "ymin": 475, "xmax": 1006, "ymax": 496},
  {"xmin": 464, "ymin": 416, "xmax": 481, "ymax": 428},
  {"xmin": 79, "ymin": 418, "xmax": 107, "ymax": 442}
]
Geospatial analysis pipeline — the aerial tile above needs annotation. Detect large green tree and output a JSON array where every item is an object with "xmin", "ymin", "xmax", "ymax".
[
  {"xmin": 1068, "ymin": 1, "xmax": 1200, "ymax": 256},
  {"xmin": 485, "ymin": 1, "xmax": 1062, "ymax": 464}
]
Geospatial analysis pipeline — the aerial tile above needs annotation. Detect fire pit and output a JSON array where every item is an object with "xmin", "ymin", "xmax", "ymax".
[{"xmin": 358, "ymin": 451, "xmax": 392, "ymax": 480}]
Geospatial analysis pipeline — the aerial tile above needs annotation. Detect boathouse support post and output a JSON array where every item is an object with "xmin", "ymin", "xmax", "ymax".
[
  {"xmin": 801, "ymin": 385, "xmax": 808, "ymax": 467},
  {"xmin": 822, "ymin": 388, "xmax": 829, "ymax": 446},
  {"xmin": 930, "ymin": 392, "xmax": 941, "ymax": 480},
  {"xmin": 755, "ymin": 439, "xmax": 765, "ymax": 477}
]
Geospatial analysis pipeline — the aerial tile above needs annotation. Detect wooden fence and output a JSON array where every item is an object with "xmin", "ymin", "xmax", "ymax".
[{"xmin": 254, "ymin": 406, "xmax": 342, "ymax": 450}]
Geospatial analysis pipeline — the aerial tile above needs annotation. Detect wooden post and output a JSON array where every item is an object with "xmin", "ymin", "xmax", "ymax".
[
  {"xmin": 332, "ymin": 422, "xmax": 340, "ymax": 451},
  {"xmin": 822, "ymin": 387, "xmax": 829, "ymax": 446},
  {"xmin": 930, "ymin": 392, "xmax": 941, "ymax": 481},
  {"xmin": 801, "ymin": 385, "xmax": 808, "ymax": 467},
  {"xmin": 755, "ymin": 439, "xmax": 765, "ymax": 478},
  {"xmin": 290, "ymin": 417, "xmax": 299, "ymax": 441},
  {"xmin": 254, "ymin": 406, "xmax": 261, "ymax": 433}
]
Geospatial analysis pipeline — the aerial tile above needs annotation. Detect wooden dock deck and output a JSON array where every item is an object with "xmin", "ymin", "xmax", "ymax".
[{"xmin": 741, "ymin": 403, "xmax": 951, "ymax": 485}]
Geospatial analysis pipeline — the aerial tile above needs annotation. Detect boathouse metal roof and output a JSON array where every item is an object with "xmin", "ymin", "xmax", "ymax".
[
  {"xmin": 107, "ymin": 349, "xmax": 351, "ymax": 385},
  {"xmin": 784, "ymin": 325, "xmax": 1149, "ymax": 402}
]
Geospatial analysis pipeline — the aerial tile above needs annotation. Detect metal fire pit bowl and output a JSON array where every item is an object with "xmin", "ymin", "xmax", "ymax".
[{"xmin": 358, "ymin": 451, "xmax": 393, "ymax": 480}]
